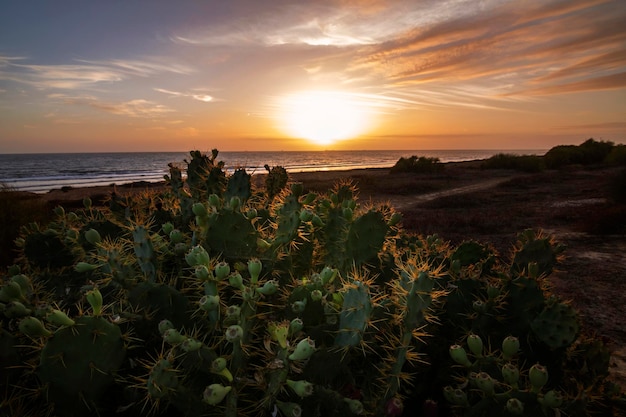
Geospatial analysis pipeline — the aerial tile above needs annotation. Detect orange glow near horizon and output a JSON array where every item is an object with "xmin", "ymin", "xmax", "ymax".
[
  {"xmin": 275, "ymin": 91, "xmax": 376, "ymax": 146},
  {"xmin": 0, "ymin": 2, "xmax": 625, "ymax": 153}
]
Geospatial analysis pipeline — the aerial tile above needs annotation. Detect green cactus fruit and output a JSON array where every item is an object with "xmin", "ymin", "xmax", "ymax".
[
  {"xmin": 475, "ymin": 372, "xmax": 495, "ymax": 396},
  {"xmin": 211, "ymin": 357, "xmax": 233, "ymax": 382},
  {"xmin": 506, "ymin": 398, "xmax": 524, "ymax": 415},
  {"xmin": 84, "ymin": 228, "xmax": 102, "ymax": 245},
  {"xmin": 310, "ymin": 289, "xmax": 323, "ymax": 302},
  {"xmin": 299, "ymin": 209, "xmax": 314, "ymax": 222},
  {"xmin": 257, "ymin": 238, "xmax": 272, "ymax": 251},
  {"xmin": 502, "ymin": 336, "xmax": 520, "ymax": 360},
  {"xmin": 209, "ymin": 193, "xmax": 221, "ymax": 208},
  {"xmin": 248, "ymin": 258, "xmax": 262, "ymax": 283},
  {"xmin": 472, "ymin": 300, "xmax": 486, "ymax": 313},
  {"xmin": 443, "ymin": 386, "xmax": 468, "ymax": 406},
  {"xmin": 46, "ymin": 309, "xmax": 75, "ymax": 327},
  {"xmin": 268, "ymin": 321, "xmax": 289, "ymax": 349},
  {"xmin": 163, "ymin": 328, "xmax": 187, "ymax": 345},
  {"xmin": 256, "ymin": 280, "xmax": 279, "ymax": 296},
  {"xmin": 162, "ymin": 222, "xmax": 174, "ymax": 235},
  {"xmin": 192, "ymin": 202, "xmax": 208, "ymax": 217},
  {"xmin": 202, "ymin": 383, "xmax": 232, "ymax": 405},
  {"xmin": 181, "ymin": 337, "xmax": 202, "ymax": 352},
  {"xmin": 286, "ymin": 379, "xmax": 314, "ymax": 398},
  {"xmin": 229, "ymin": 272, "xmax": 244, "ymax": 289},
  {"xmin": 19, "ymin": 316, "xmax": 52, "ymax": 337},
  {"xmin": 215, "ymin": 261, "xmax": 231, "ymax": 280},
  {"xmin": 5, "ymin": 301, "xmax": 31, "ymax": 317},
  {"xmin": 467, "ymin": 334, "xmax": 483, "ymax": 357},
  {"xmin": 529, "ymin": 363, "xmax": 548, "ymax": 392},
  {"xmin": 291, "ymin": 299, "xmax": 307, "ymax": 314},
  {"xmin": 225, "ymin": 305, "xmax": 241, "ymax": 322},
  {"xmin": 311, "ymin": 214, "xmax": 324, "ymax": 227},
  {"xmin": 320, "ymin": 266, "xmax": 337, "ymax": 285},
  {"xmin": 501, "ymin": 363, "xmax": 520, "ymax": 387},
  {"xmin": 195, "ymin": 265, "xmax": 211, "ymax": 281},
  {"xmin": 449, "ymin": 344, "xmax": 472, "ymax": 367},
  {"xmin": 487, "ymin": 283, "xmax": 501, "ymax": 300},
  {"xmin": 199, "ymin": 295, "xmax": 220, "ymax": 311},
  {"xmin": 158, "ymin": 319, "xmax": 174, "ymax": 335},
  {"xmin": 276, "ymin": 401, "xmax": 302, "ymax": 417},
  {"xmin": 542, "ymin": 390, "xmax": 563, "ymax": 408},
  {"xmin": 186, "ymin": 245, "xmax": 210, "ymax": 267},
  {"xmin": 83, "ymin": 196, "xmax": 92, "ymax": 209},
  {"xmin": 344, "ymin": 398, "xmax": 364, "ymax": 415},
  {"xmin": 86, "ymin": 287, "xmax": 103, "ymax": 316},
  {"xmin": 289, "ymin": 318, "xmax": 304, "ymax": 336},
  {"xmin": 75, "ymin": 261, "xmax": 100, "ymax": 273},
  {"xmin": 289, "ymin": 337, "xmax": 315, "ymax": 361},
  {"xmin": 0, "ymin": 281, "xmax": 25, "ymax": 302},
  {"xmin": 169, "ymin": 229, "xmax": 183, "ymax": 243},
  {"xmin": 225, "ymin": 325, "xmax": 244, "ymax": 343},
  {"xmin": 10, "ymin": 274, "xmax": 31, "ymax": 292}
]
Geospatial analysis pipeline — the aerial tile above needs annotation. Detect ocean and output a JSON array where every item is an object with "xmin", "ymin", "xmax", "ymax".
[{"xmin": 0, "ymin": 149, "xmax": 546, "ymax": 193}]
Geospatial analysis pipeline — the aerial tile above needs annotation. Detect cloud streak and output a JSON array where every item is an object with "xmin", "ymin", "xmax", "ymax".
[
  {"xmin": 0, "ymin": 56, "xmax": 194, "ymax": 91},
  {"xmin": 347, "ymin": 0, "xmax": 626, "ymax": 101},
  {"xmin": 59, "ymin": 95, "xmax": 175, "ymax": 118}
]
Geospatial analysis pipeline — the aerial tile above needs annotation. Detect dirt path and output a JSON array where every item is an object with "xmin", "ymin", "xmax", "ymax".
[{"xmin": 381, "ymin": 176, "xmax": 517, "ymax": 210}]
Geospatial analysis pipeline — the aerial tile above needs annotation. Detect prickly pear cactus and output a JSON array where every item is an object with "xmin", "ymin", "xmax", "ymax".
[
  {"xmin": 1, "ymin": 150, "xmax": 623, "ymax": 417},
  {"xmin": 38, "ymin": 315, "xmax": 126, "ymax": 415}
]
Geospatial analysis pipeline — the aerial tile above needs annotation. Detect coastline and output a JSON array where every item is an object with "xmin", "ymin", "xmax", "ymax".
[{"xmin": 34, "ymin": 159, "xmax": 487, "ymax": 207}]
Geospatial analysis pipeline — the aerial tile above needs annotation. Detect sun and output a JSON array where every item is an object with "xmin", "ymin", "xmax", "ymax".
[{"xmin": 276, "ymin": 91, "xmax": 372, "ymax": 146}]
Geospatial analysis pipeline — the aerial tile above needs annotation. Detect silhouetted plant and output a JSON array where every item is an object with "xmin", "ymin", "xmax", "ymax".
[
  {"xmin": 390, "ymin": 155, "xmax": 443, "ymax": 174},
  {"xmin": 481, "ymin": 153, "xmax": 545, "ymax": 172},
  {"xmin": 606, "ymin": 144, "xmax": 626, "ymax": 166}
]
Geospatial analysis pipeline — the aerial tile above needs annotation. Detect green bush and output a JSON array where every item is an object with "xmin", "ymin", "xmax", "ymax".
[
  {"xmin": 544, "ymin": 139, "xmax": 615, "ymax": 169},
  {"xmin": 481, "ymin": 153, "xmax": 545, "ymax": 172},
  {"xmin": 390, "ymin": 155, "xmax": 443, "ymax": 174}
]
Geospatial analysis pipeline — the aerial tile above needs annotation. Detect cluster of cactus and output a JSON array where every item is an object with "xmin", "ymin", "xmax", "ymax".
[{"xmin": 0, "ymin": 150, "xmax": 623, "ymax": 417}]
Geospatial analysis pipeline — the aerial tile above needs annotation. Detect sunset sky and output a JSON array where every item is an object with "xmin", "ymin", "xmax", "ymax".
[{"xmin": 1, "ymin": 0, "xmax": 625, "ymax": 153}]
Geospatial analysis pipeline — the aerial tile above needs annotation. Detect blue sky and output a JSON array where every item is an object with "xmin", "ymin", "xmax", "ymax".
[{"xmin": 1, "ymin": 0, "xmax": 625, "ymax": 153}]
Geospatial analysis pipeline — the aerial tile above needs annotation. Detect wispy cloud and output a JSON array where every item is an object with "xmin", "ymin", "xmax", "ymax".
[
  {"xmin": 60, "ymin": 95, "xmax": 174, "ymax": 118},
  {"xmin": 347, "ymin": 0, "xmax": 626, "ymax": 101},
  {"xmin": 155, "ymin": 88, "xmax": 216, "ymax": 102},
  {"xmin": 170, "ymin": 0, "xmax": 478, "ymax": 47},
  {"xmin": 0, "ymin": 56, "xmax": 194, "ymax": 91}
]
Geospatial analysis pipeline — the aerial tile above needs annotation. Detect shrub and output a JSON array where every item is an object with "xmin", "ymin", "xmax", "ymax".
[
  {"xmin": 390, "ymin": 155, "xmax": 443, "ymax": 174},
  {"xmin": 544, "ymin": 139, "xmax": 615, "ymax": 169},
  {"xmin": 481, "ymin": 153, "xmax": 545, "ymax": 172},
  {"xmin": 606, "ymin": 144, "xmax": 626, "ymax": 166},
  {"xmin": 544, "ymin": 145, "xmax": 586, "ymax": 169}
]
